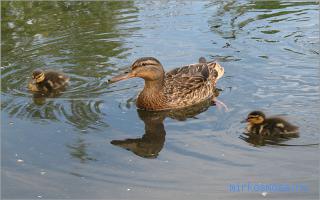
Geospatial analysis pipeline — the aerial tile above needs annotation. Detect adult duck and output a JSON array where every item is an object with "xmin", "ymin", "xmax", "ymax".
[{"xmin": 110, "ymin": 57, "xmax": 224, "ymax": 111}]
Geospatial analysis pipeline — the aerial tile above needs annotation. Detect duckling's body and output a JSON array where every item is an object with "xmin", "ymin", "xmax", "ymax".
[
  {"xmin": 110, "ymin": 57, "xmax": 224, "ymax": 111},
  {"xmin": 28, "ymin": 69, "xmax": 69, "ymax": 93},
  {"xmin": 243, "ymin": 111, "xmax": 299, "ymax": 136}
]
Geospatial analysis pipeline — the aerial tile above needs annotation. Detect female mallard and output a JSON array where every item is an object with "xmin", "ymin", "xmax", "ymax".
[
  {"xmin": 28, "ymin": 69, "xmax": 69, "ymax": 93},
  {"xmin": 242, "ymin": 111, "xmax": 299, "ymax": 136},
  {"xmin": 110, "ymin": 57, "xmax": 224, "ymax": 111}
]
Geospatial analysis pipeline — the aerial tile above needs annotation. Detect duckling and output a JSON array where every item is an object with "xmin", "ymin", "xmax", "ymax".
[
  {"xmin": 109, "ymin": 57, "xmax": 224, "ymax": 111},
  {"xmin": 28, "ymin": 69, "xmax": 69, "ymax": 93},
  {"xmin": 242, "ymin": 111, "xmax": 299, "ymax": 136}
]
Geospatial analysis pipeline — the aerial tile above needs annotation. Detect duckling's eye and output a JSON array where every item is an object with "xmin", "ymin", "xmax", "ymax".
[{"xmin": 141, "ymin": 63, "xmax": 146, "ymax": 66}]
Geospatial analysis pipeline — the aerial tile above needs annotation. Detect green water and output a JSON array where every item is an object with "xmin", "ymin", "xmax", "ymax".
[{"xmin": 1, "ymin": 1, "xmax": 319, "ymax": 199}]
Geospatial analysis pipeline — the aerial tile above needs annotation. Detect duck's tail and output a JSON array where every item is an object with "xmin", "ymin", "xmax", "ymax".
[
  {"xmin": 207, "ymin": 62, "xmax": 224, "ymax": 81},
  {"xmin": 198, "ymin": 57, "xmax": 224, "ymax": 81}
]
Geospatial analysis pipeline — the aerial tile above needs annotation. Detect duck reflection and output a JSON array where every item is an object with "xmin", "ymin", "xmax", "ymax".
[
  {"xmin": 111, "ymin": 110, "xmax": 166, "ymax": 159},
  {"xmin": 111, "ymin": 98, "xmax": 216, "ymax": 158}
]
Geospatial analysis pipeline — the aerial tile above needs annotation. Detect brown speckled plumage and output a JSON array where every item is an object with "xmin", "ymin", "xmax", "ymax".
[
  {"xmin": 110, "ymin": 57, "xmax": 224, "ymax": 111},
  {"xmin": 28, "ymin": 69, "xmax": 69, "ymax": 93},
  {"xmin": 243, "ymin": 111, "xmax": 299, "ymax": 136}
]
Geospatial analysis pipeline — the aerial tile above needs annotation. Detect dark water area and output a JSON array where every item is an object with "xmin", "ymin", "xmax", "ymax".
[{"xmin": 1, "ymin": 1, "xmax": 319, "ymax": 199}]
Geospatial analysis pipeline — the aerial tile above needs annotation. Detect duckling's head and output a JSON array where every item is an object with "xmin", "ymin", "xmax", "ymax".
[
  {"xmin": 243, "ymin": 111, "xmax": 266, "ymax": 124},
  {"xmin": 32, "ymin": 69, "xmax": 45, "ymax": 83},
  {"xmin": 110, "ymin": 57, "xmax": 165, "ymax": 83}
]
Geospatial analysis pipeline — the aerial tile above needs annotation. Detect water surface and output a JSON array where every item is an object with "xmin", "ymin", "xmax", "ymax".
[{"xmin": 1, "ymin": 1, "xmax": 319, "ymax": 199}]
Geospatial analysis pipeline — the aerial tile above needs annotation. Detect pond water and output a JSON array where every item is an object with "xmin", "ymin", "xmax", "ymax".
[{"xmin": 1, "ymin": 1, "xmax": 319, "ymax": 199}]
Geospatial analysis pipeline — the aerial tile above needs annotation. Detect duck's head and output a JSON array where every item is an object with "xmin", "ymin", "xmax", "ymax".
[
  {"xmin": 32, "ymin": 69, "xmax": 45, "ymax": 83},
  {"xmin": 242, "ymin": 111, "xmax": 266, "ymax": 124},
  {"xmin": 110, "ymin": 57, "xmax": 165, "ymax": 83}
]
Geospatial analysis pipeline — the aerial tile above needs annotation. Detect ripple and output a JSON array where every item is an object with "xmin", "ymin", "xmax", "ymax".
[{"xmin": 1, "ymin": 1, "xmax": 140, "ymax": 131}]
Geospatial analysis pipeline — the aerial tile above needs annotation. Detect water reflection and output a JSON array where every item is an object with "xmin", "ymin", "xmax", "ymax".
[
  {"xmin": 67, "ymin": 138, "xmax": 96, "ymax": 163},
  {"xmin": 1, "ymin": 1, "xmax": 139, "ymax": 130},
  {"xmin": 207, "ymin": 0, "xmax": 318, "ymax": 55},
  {"xmin": 1, "ymin": 97, "xmax": 107, "ymax": 130},
  {"xmin": 111, "ymin": 99, "xmax": 214, "ymax": 158},
  {"xmin": 239, "ymin": 132, "xmax": 299, "ymax": 147},
  {"xmin": 208, "ymin": 1, "xmax": 317, "ymax": 33},
  {"xmin": 31, "ymin": 88, "xmax": 66, "ymax": 105},
  {"xmin": 111, "ymin": 110, "xmax": 166, "ymax": 159},
  {"xmin": 2, "ymin": 1, "xmax": 319, "ymax": 198}
]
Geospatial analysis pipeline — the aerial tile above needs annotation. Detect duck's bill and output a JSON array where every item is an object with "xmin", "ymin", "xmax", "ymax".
[{"xmin": 109, "ymin": 72, "xmax": 134, "ymax": 83}]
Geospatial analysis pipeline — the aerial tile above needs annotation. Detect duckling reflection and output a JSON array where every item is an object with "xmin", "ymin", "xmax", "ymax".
[
  {"xmin": 32, "ymin": 90, "xmax": 64, "ymax": 105},
  {"xmin": 67, "ymin": 138, "xmax": 96, "ymax": 163},
  {"xmin": 240, "ymin": 111, "xmax": 299, "ymax": 147},
  {"xmin": 111, "ymin": 98, "xmax": 215, "ymax": 158}
]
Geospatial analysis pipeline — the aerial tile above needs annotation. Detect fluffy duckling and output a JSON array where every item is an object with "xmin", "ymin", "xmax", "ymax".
[
  {"xmin": 242, "ymin": 111, "xmax": 299, "ymax": 136},
  {"xmin": 28, "ymin": 69, "xmax": 69, "ymax": 93}
]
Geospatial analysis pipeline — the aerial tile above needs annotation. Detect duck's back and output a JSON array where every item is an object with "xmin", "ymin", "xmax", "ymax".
[
  {"xmin": 263, "ymin": 117, "xmax": 299, "ymax": 135},
  {"xmin": 44, "ymin": 70, "xmax": 69, "ymax": 90},
  {"xmin": 163, "ymin": 61, "xmax": 221, "ymax": 108}
]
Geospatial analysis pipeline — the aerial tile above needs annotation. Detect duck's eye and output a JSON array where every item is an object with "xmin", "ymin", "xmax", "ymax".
[
  {"xmin": 248, "ymin": 116, "xmax": 256, "ymax": 120},
  {"xmin": 141, "ymin": 63, "xmax": 146, "ymax": 66}
]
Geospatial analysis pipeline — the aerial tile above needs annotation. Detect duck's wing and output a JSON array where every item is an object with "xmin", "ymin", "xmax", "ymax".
[
  {"xmin": 166, "ymin": 63, "xmax": 209, "ymax": 88},
  {"xmin": 45, "ymin": 71, "xmax": 69, "ymax": 89},
  {"xmin": 166, "ymin": 61, "xmax": 221, "ymax": 85},
  {"xmin": 163, "ymin": 63, "xmax": 217, "ymax": 106},
  {"xmin": 266, "ymin": 117, "xmax": 299, "ymax": 135}
]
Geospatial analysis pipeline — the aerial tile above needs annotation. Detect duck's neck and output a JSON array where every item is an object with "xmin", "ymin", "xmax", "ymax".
[
  {"xmin": 137, "ymin": 79, "xmax": 167, "ymax": 110},
  {"xmin": 144, "ymin": 79, "xmax": 164, "ymax": 92}
]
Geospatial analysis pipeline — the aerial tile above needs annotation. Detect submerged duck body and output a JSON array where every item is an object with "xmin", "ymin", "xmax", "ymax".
[
  {"xmin": 243, "ymin": 111, "xmax": 299, "ymax": 136},
  {"xmin": 110, "ymin": 57, "xmax": 224, "ymax": 111},
  {"xmin": 28, "ymin": 69, "xmax": 69, "ymax": 93}
]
